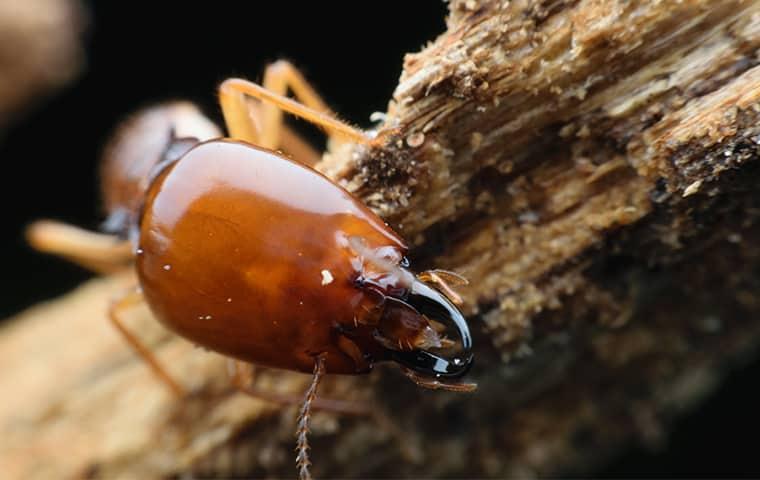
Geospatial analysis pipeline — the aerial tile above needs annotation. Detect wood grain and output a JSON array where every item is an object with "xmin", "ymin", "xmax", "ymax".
[{"xmin": 5, "ymin": 1, "xmax": 760, "ymax": 477}]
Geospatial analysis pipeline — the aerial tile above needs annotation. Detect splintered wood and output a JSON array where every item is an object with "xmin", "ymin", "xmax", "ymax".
[{"xmin": 5, "ymin": 1, "xmax": 760, "ymax": 478}]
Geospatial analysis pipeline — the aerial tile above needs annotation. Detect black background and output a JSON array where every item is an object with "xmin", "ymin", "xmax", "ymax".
[{"xmin": 1, "ymin": 2, "xmax": 758, "ymax": 476}]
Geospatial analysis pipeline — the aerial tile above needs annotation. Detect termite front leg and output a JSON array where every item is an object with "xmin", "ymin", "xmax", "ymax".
[
  {"xmin": 109, "ymin": 287, "xmax": 185, "ymax": 397},
  {"xmin": 26, "ymin": 220, "xmax": 133, "ymax": 274}
]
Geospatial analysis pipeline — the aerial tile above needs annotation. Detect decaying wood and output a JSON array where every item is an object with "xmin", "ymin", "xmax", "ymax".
[{"xmin": 4, "ymin": 0, "xmax": 760, "ymax": 477}]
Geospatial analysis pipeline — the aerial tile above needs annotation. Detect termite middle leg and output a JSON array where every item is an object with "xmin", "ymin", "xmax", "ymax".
[
  {"xmin": 26, "ymin": 220, "xmax": 133, "ymax": 274},
  {"xmin": 228, "ymin": 359, "xmax": 369, "ymax": 415},
  {"xmin": 109, "ymin": 287, "xmax": 185, "ymax": 397}
]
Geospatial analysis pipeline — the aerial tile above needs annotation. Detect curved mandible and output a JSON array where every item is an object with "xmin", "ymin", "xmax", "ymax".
[{"xmin": 390, "ymin": 279, "xmax": 474, "ymax": 378}]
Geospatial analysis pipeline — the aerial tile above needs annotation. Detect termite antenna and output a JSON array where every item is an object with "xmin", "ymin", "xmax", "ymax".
[{"xmin": 296, "ymin": 354, "xmax": 327, "ymax": 480}]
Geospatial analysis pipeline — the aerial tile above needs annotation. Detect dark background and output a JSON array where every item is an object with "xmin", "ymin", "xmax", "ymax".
[{"xmin": 1, "ymin": 2, "xmax": 757, "ymax": 477}]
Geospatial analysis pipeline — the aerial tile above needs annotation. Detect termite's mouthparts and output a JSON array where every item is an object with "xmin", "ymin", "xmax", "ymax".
[{"xmin": 390, "ymin": 279, "xmax": 474, "ymax": 378}]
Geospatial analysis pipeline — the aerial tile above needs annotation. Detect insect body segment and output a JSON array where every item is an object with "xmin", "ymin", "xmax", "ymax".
[{"xmin": 100, "ymin": 102, "xmax": 221, "ymax": 236}]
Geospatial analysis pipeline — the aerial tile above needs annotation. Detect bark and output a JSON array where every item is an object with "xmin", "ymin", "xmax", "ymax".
[{"xmin": 4, "ymin": 0, "xmax": 760, "ymax": 478}]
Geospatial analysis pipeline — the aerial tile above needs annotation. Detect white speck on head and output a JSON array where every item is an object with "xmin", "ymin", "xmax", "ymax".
[
  {"xmin": 299, "ymin": 301, "xmax": 304, "ymax": 306},
  {"xmin": 321, "ymin": 269, "xmax": 334, "ymax": 286},
  {"xmin": 135, "ymin": 248, "xmax": 144, "ymax": 255},
  {"xmin": 226, "ymin": 297, "xmax": 232, "ymax": 303},
  {"xmin": 205, "ymin": 315, "xmax": 212, "ymax": 320},
  {"xmin": 163, "ymin": 264, "xmax": 172, "ymax": 271}
]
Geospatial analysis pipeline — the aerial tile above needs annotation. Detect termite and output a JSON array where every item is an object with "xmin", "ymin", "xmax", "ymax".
[{"xmin": 28, "ymin": 60, "xmax": 475, "ymax": 479}]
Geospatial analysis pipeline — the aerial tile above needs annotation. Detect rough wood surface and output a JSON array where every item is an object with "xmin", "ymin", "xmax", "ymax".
[{"xmin": 4, "ymin": 0, "xmax": 760, "ymax": 478}]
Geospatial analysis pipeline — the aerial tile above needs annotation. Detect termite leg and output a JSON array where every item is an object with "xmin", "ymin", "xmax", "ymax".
[
  {"xmin": 258, "ymin": 60, "xmax": 335, "ymax": 153},
  {"xmin": 219, "ymin": 74, "xmax": 322, "ymax": 164},
  {"xmin": 26, "ymin": 220, "xmax": 133, "ymax": 274},
  {"xmin": 218, "ymin": 77, "xmax": 260, "ymax": 146},
  {"xmin": 296, "ymin": 354, "xmax": 326, "ymax": 480},
  {"xmin": 401, "ymin": 367, "xmax": 477, "ymax": 393},
  {"xmin": 276, "ymin": 124, "xmax": 323, "ymax": 166},
  {"xmin": 109, "ymin": 287, "xmax": 185, "ymax": 397},
  {"xmin": 219, "ymin": 64, "xmax": 371, "ymax": 150},
  {"xmin": 228, "ymin": 359, "xmax": 369, "ymax": 415}
]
